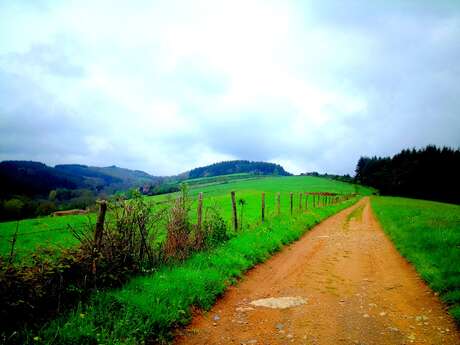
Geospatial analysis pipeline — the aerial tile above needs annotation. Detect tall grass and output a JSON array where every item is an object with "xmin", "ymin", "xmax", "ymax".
[{"xmin": 371, "ymin": 196, "xmax": 460, "ymax": 324}]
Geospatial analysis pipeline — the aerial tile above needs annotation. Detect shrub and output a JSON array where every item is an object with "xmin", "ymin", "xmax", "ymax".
[
  {"xmin": 203, "ymin": 206, "xmax": 229, "ymax": 247},
  {"xmin": 164, "ymin": 185, "xmax": 193, "ymax": 261}
]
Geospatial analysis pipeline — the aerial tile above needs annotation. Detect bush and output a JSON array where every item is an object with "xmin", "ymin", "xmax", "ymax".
[
  {"xmin": 3, "ymin": 198, "xmax": 24, "ymax": 220},
  {"xmin": 164, "ymin": 185, "xmax": 193, "ymax": 261},
  {"xmin": 35, "ymin": 201, "xmax": 56, "ymax": 216},
  {"xmin": 203, "ymin": 207, "xmax": 229, "ymax": 247}
]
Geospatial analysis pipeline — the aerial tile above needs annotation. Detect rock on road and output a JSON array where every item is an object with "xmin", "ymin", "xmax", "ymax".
[{"xmin": 175, "ymin": 197, "xmax": 460, "ymax": 345}]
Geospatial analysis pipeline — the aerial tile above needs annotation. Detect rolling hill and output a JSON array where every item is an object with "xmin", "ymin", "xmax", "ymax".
[
  {"xmin": 0, "ymin": 161, "xmax": 160, "ymax": 199},
  {"xmin": 186, "ymin": 160, "xmax": 291, "ymax": 179}
]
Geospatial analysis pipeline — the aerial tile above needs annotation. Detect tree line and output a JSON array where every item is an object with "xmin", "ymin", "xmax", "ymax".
[
  {"xmin": 355, "ymin": 145, "xmax": 460, "ymax": 204},
  {"xmin": 188, "ymin": 160, "xmax": 291, "ymax": 179}
]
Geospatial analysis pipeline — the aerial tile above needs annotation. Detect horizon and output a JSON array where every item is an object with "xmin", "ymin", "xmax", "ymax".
[
  {"xmin": 2, "ymin": 143, "xmax": 459, "ymax": 178},
  {"xmin": 1, "ymin": 1, "xmax": 459, "ymax": 175}
]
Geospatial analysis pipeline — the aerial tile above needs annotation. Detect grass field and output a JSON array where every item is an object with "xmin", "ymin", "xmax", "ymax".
[
  {"xmin": 0, "ymin": 214, "xmax": 95, "ymax": 260},
  {"xmin": 34, "ymin": 196, "xmax": 361, "ymax": 344},
  {"xmin": 0, "ymin": 175, "xmax": 372, "ymax": 259},
  {"xmin": 371, "ymin": 196, "xmax": 460, "ymax": 323}
]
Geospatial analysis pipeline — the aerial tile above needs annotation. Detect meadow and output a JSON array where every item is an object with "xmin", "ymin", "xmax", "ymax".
[
  {"xmin": 0, "ymin": 175, "xmax": 371, "ymax": 259},
  {"xmin": 371, "ymin": 196, "xmax": 460, "ymax": 323}
]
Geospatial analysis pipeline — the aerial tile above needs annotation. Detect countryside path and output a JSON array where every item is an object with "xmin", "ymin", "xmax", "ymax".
[{"xmin": 175, "ymin": 198, "xmax": 460, "ymax": 345}]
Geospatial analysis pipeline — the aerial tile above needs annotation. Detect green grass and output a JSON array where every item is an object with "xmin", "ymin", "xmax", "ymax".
[
  {"xmin": 371, "ymin": 196, "xmax": 460, "ymax": 324},
  {"xmin": 182, "ymin": 172, "xmax": 255, "ymax": 186},
  {"xmin": 34, "ymin": 196, "xmax": 361, "ymax": 344},
  {"xmin": 0, "ymin": 214, "xmax": 96, "ymax": 260},
  {"xmin": 1, "ymin": 175, "xmax": 373, "ymax": 258}
]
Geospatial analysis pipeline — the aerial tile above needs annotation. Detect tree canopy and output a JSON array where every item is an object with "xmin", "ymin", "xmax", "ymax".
[{"xmin": 355, "ymin": 145, "xmax": 460, "ymax": 204}]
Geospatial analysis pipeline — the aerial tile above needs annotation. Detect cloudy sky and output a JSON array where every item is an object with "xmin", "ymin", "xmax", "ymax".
[{"xmin": 1, "ymin": 1, "xmax": 459, "ymax": 175}]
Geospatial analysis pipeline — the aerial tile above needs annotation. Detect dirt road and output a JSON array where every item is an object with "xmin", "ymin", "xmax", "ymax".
[{"xmin": 175, "ymin": 198, "xmax": 459, "ymax": 345}]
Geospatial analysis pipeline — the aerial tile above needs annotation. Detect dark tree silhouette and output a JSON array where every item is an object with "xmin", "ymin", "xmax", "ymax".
[
  {"xmin": 355, "ymin": 145, "xmax": 460, "ymax": 204},
  {"xmin": 188, "ymin": 160, "xmax": 291, "ymax": 179}
]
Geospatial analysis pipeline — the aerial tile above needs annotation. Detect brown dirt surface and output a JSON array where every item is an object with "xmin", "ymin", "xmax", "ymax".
[{"xmin": 175, "ymin": 197, "xmax": 460, "ymax": 345}]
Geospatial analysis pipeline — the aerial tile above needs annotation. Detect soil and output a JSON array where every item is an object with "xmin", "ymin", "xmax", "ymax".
[{"xmin": 175, "ymin": 198, "xmax": 460, "ymax": 345}]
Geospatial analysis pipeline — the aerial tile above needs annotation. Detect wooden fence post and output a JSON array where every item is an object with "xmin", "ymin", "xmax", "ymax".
[
  {"xmin": 261, "ymin": 192, "xmax": 265, "ymax": 222},
  {"xmin": 290, "ymin": 192, "xmax": 293, "ymax": 215},
  {"xmin": 305, "ymin": 192, "xmax": 308, "ymax": 209},
  {"xmin": 277, "ymin": 192, "xmax": 281, "ymax": 216},
  {"xmin": 197, "ymin": 192, "xmax": 203, "ymax": 232},
  {"xmin": 95, "ymin": 200, "xmax": 107, "ymax": 250},
  {"xmin": 299, "ymin": 192, "xmax": 302, "ymax": 211},
  {"xmin": 231, "ymin": 191, "xmax": 238, "ymax": 231}
]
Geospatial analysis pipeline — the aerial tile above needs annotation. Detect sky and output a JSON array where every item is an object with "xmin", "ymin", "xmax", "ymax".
[{"xmin": 1, "ymin": 0, "xmax": 459, "ymax": 176}]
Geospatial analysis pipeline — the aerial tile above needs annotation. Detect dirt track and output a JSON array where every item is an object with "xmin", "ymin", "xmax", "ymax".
[{"xmin": 175, "ymin": 198, "xmax": 460, "ymax": 345}]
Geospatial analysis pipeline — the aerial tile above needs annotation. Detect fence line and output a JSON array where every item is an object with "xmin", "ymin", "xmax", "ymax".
[{"xmin": 1, "ymin": 191, "xmax": 356, "ymax": 242}]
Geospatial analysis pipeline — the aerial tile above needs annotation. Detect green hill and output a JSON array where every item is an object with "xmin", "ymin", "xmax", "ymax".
[{"xmin": 187, "ymin": 160, "xmax": 291, "ymax": 179}]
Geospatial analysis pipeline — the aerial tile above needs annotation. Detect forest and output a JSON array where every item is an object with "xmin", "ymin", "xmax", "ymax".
[
  {"xmin": 355, "ymin": 145, "xmax": 460, "ymax": 204},
  {"xmin": 188, "ymin": 160, "xmax": 291, "ymax": 179}
]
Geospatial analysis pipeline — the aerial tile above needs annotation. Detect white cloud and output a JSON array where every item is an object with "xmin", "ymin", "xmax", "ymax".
[{"xmin": 0, "ymin": 0, "xmax": 459, "ymax": 175}]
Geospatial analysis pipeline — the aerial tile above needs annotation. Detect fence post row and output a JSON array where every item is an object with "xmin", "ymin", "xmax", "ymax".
[
  {"xmin": 95, "ymin": 200, "xmax": 107, "ymax": 250},
  {"xmin": 277, "ymin": 192, "xmax": 281, "ymax": 216},
  {"xmin": 261, "ymin": 192, "xmax": 265, "ymax": 223},
  {"xmin": 197, "ymin": 192, "xmax": 203, "ymax": 232},
  {"xmin": 231, "ymin": 191, "xmax": 238, "ymax": 231}
]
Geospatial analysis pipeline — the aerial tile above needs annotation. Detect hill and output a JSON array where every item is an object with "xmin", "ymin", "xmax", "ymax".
[
  {"xmin": 0, "ymin": 161, "xmax": 160, "ymax": 220},
  {"xmin": 0, "ymin": 161, "xmax": 80, "ymax": 198},
  {"xmin": 0, "ymin": 161, "xmax": 159, "ymax": 199},
  {"xmin": 54, "ymin": 164, "xmax": 161, "ymax": 191},
  {"xmin": 187, "ymin": 160, "xmax": 291, "ymax": 179}
]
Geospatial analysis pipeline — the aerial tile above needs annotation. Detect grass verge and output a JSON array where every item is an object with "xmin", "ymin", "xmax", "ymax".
[
  {"xmin": 33, "ymin": 197, "xmax": 360, "ymax": 344},
  {"xmin": 371, "ymin": 196, "xmax": 460, "ymax": 324}
]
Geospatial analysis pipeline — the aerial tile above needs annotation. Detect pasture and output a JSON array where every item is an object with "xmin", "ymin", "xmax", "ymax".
[{"xmin": 0, "ymin": 175, "xmax": 371, "ymax": 259}]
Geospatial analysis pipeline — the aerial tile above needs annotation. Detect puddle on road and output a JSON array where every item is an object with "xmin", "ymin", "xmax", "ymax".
[{"xmin": 250, "ymin": 296, "xmax": 307, "ymax": 309}]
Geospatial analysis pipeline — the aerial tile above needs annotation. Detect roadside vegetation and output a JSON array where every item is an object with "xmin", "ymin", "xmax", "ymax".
[
  {"xmin": 34, "ymin": 196, "xmax": 360, "ymax": 344},
  {"xmin": 371, "ymin": 196, "xmax": 460, "ymax": 324}
]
